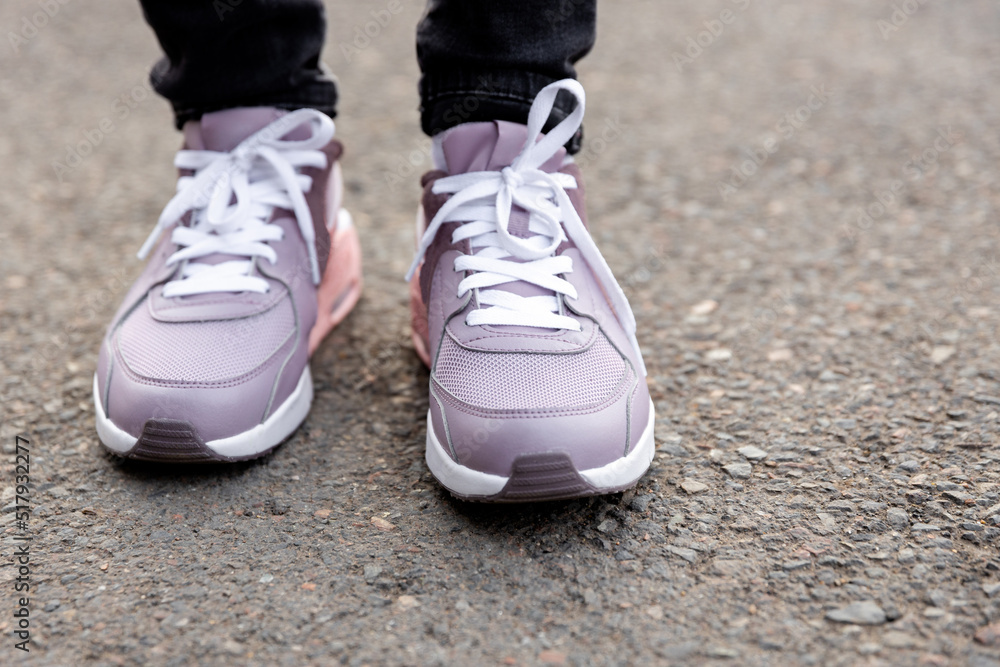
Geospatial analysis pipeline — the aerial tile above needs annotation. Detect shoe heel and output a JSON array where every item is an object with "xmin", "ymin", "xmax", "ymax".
[
  {"xmin": 409, "ymin": 205, "xmax": 432, "ymax": 367},
  {"xmin": 308, "ymin": 209, "xmax": 363, "ymax": 355},
  {"xmin": 409, "ymin": 267, "xmax": 431, "ymax": 367}
]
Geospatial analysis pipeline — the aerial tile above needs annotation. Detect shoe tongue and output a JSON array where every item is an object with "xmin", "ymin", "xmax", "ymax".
[
  {"xmin": 442, "ymin": 121, "xmax": 574, "ymax": 332},
  {"xmin": 184, "ymin": 107, "xmax": 285, "ymax": 152},
  {"xmin": 441, "ymin": 120, "xmax": 567, "ymax": 242},
  {"xmin": 441, "ymin": 120, "xmax": 566, "ymax": 174},
  {"xmin": 175, "ymin": 108, "xmax": 296, "ymax": 289}
]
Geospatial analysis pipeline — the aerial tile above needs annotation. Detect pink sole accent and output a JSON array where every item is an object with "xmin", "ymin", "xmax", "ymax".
[
  {"xmin": 308, "ymin": 222, "xmax": 363, "ymax": 355},
  {"xmin": 409, "ymin": 266, "xmax": 432, "ymax": 367}
]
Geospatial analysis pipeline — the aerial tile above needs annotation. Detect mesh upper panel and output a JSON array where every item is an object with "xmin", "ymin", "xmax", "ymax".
[
  {"xmin": 117, "ymin": 297, "xmax": 295, "ymax": 383},
  {"xmin": 433, "ymin": 332, "xmax": 628, "ymax": 411}
]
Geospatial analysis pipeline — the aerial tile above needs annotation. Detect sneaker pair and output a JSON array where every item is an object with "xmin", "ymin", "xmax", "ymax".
[{"xmin": 94, "ymin": 80, "xmax": 654, "ymax": 501}]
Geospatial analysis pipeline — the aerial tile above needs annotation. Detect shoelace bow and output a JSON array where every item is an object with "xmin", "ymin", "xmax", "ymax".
[
  {"xmin": 137, "ymin": 109, "xmax": 334, "ymax": 297},
  {"xmin": 405, "ymin": 79, "xmax": 645, "ymax": 374}
]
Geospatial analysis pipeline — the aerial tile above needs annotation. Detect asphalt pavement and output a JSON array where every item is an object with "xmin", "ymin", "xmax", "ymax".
[{"xmin": 1, "ymin": 1, "xmax": 1000, "ymax": 665}]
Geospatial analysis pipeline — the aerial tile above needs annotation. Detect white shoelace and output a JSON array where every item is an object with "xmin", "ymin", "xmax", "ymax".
[
  {"xmin": 137, "ymin": 109, "xmax": 334, "ymax": 297},
  {"xmin": 405, "ymin": 79, "xmax": 646, "ymax": 373}
]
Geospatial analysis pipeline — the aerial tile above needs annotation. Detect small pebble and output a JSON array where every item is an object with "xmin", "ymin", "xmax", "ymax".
[
  {"xmin": 975, "ymin": 621, "xmax": 1000, "ymax": 646},
  {"xmin": 767, "ymin": 348, "xmax": 793, "ymax": 362},
  {"xmin": 705, "ymin": 646, "xmax": 740, "ymax": 658},
  {"xmin": 883, "ymin": 631, "xmax": 919, "ymax": 649},
  {"xmin": 911, "ymin": 523, "xmax": 940, "ymax": 532},
  {"xmin": 930, "ymin": 345, "xmax": 956, "ymax": 364},
  {"xmin": 887, "ymin": 508, "xmax": 910, "ymax": 529},
  {"xmin": 737, "ymin": 445, "xmax": 767, "ymax": 461},
  {"xmin": 597, "ymin": 519, "xmax": 618, "ymax": 533},
  {"xmin": 705, "ymin": 348, "xmax": 732, "ymax": 362},
  {"xmin": 395, "ymin": 595, "xmax": 420, "ymax": 610},
  {"xmin": 942, "ymin": 490, "xmax": 973, "ymax": 505},
  {"xmin": 371, "ymin": 516, "xmax": 396, "ymax": 531},
  {"xmin": 724, "ymin": 463, "xmax": 752, "ymax": 479},
  {"xmin": 630, "ymin": 494, "xmax": 656, "ymax": 512},
  {"xmin": 783, "ymin": 560, "xmax": 811, "ymax": 571},
  {"xmin": 667, "ymin": 546, "xmax": 698, "ymax": 563},
  {"xmin": 825, "ymin": 601, "xmax": 887, "ymax": 625},
  {"xmin": 680, "ymin": 479, "xmax": 709, "ymax": 494},
  {"xmin": 690, "ymin": 299, "xmax": 718, "ymax": 315}
]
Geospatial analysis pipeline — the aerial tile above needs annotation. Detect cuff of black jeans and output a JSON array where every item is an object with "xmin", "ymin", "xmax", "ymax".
[
  {"xmin": 419, "ymin": 69, "xmax": 584, "ymax": 154},
  {"xmin": 163, "ymin": 77, "xmax": 339, "ymax": 130}
]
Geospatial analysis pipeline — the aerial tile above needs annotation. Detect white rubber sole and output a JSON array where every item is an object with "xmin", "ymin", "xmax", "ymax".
[
  {"xmin": 93, "ymin": 366, "xmax": 314, "ymax": 459},
  {"xmin": 425, "ymin": 399, "xmax": 657, "ymax": 498}
]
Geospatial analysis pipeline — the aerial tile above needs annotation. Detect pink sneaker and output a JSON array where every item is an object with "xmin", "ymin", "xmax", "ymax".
[
  {"xmin": 94, "ymin": 108, "xmax": 362, "ymax": 462},
  {"xmin": 407, "ymin": 80, "xmax": 655, "ymax": 501}
]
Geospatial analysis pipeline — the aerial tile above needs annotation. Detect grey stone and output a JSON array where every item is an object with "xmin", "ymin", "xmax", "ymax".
[
  {"xmin": 783, "ymin": 560, "xmax": 811, "ymax": 571},
  {"xmin": 942, "ymin": 490, "xmax": 973, "ymax": 505},
  {"xmin": 658, "ymin": 443, "xmax": 689, "ymax": 457},
  {"xmin": 911, "ymin": 523, "xmax": 940, "ymax": 532},
  {"xmin": 825, "ymin": 601, "xmax": 887, "ymax": 625},
  {"xmin": 724, "ymin": 463, "xmax": 752, "ymax": 479},
  {"xmin": 882, "ymin": 631, "xmax": 920, "ymax": 649},
  {"xmin": 737, "ymin": 445, "xmax": 767, "ymax": 461},
  {"xmin": 363, "ymin": 564, "xmax": 382, "ymax": 583},
  {"xmin": 667, "ymin": 546, "xmax": 698, "ymax": 563},
  {"xmin": 630, "ymin": 493, "xmax": 656, "ymax": 513},
  {"xmin": 825, "ymin": 500, "xmax": 856, "ymax": 514},
  {"xmin": 680, "ymin": 479, "xmax": 709, "ymax": 494},
  {"xmin": 597, "ymin": 519, "xmax": 619, "ymax": 534},
  {"xmin": 887, "ymin": 508, "xmax": 910, "ymax": 529}
]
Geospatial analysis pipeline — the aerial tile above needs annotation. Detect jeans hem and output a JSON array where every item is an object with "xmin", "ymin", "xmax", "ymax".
[{"xmin": 419, "ymin": 69, "xmax": 583, "ymax": 153}]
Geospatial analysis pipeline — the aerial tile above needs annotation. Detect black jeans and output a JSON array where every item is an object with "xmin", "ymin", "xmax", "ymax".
[{"xmin": 140, "ymin": 0, "xmax": 595, "ymax": 152}]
